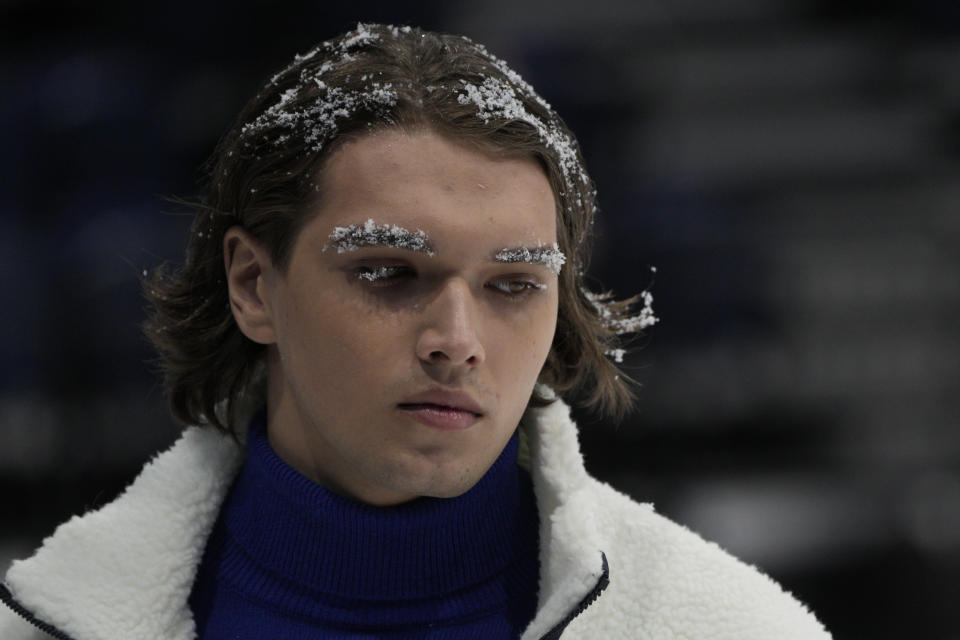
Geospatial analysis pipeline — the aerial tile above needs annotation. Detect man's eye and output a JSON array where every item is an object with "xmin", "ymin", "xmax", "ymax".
[
  {"xmin": 354, "ymin": 265, "xmax": 412, "ymax": 284},
  {"xmin": 489, "ymin": 279, "xmax": 546, "ymax": 296}
]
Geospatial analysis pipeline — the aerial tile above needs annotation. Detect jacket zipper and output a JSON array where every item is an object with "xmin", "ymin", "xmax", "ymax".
[
  {"xmin": 537, "ymin": 552, "xmax": 610, "ymax": 640},
  {"xmin": 0, "ymin": 583, "xmax": 78, "ymax": 640}
]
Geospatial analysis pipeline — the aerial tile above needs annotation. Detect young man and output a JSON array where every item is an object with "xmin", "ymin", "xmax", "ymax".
[{"xmin": 0, "ymin": 24, "xmax": 830, "ymax": 639}]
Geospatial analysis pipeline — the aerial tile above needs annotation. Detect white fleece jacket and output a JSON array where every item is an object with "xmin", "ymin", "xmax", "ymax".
[{"xmin": 0, "ymin": 399, "xmax": 831, "ymax": 639}]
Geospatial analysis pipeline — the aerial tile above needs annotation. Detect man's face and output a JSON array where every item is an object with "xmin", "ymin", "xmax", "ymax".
[{"xmin": 241, "ymin": 129, "xmax": 559, "ymax": 506}]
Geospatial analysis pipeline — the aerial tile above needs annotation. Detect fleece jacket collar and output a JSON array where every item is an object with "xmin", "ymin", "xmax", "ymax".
[{"xmin": 1, "ymin": 400, "xmax": 605, "ymax": 640}]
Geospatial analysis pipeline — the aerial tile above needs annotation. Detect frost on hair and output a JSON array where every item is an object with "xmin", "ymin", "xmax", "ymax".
[
  {"xmin": 586, "ymin": 287, "xmax": 659, "ymax": 335},
  {"xmin": 584, "ymin": 266, "xmax": 659, "ymax": 363},
  {"xmin": 241, "ymin": 83, "xmax": 398, "ymax": 154},
  {"xmin": 243, "ymin": 24, "xmax": 399, "ymax": 155},
  {"xmin": 606, "ymin": 348, "xmax": 627, "ymax": 364},
  {"xmin": 456, "ymin": 76, "xmax": 587, "ymax": 198},
  {"xmin": 267, "ymin": 22, "xmax": 385, "ymax": 85}
]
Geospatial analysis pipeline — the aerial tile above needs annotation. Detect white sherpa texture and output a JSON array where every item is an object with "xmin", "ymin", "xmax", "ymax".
[
  {"xmin": 519, "ymin": 399, "xmax": 830, "ymax": 640},
  {"xmin": 520, "ymin": 399, "xmax": 606, "ymax": 640},
  {"xmin": 1, "ymin": 398, "xmax": 830, "ymax": 639},
  {"xmin": 559, "ymin": 482, "xmax": 831, "ymax": 639},
  {"xmin": 2, "ymin": 427, "xmax": 243, "ymax": 640}
]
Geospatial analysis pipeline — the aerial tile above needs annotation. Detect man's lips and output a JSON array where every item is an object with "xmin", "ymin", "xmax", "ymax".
[
  {"xmin": 397, "ymin": 390, "xmax": 485, "ymax": 431},
  {"xmin": 397, "ymin": 389, "xmax": 485, "ymax": 416},
  {"xmin": 396, "ymin": 402, "xmax": 480, "ymax": 415},
  {"xmin": 397, "ymin": 404, "xmax": 481, "ymax": 431}
]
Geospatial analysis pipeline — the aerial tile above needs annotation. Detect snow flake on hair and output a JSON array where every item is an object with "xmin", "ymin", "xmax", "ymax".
[
  {"xmin": 459, "ymin": 38, "xmax": 551, "ymax": 111},
  {"xmin": 456, "ymin": 76, "xmax": 586, "ymax": 192},
  {"xmin": 246, "ymin": 24, "xmax": 405, "ymax": 152},
  {"xmin": 605, "ymin": 348, "xmax": 627, "ymax": 363},
  {"xmin": 388, "ymin": 24, "xmax": 413, "ymax": 37},
  {"xmin": 271, "ymin": 22, "xmax": 380, "ymax": 82},
  {"xmin": 338, "ymin": 22, "xmax": 381, "ymax": 52},
  {"xmin": 242, "ymin": 82, "xmax": 397, "ymax": 153},
  {"xmin": 584, "ymin": 275, "xmax": 659, "ymax": 338}
]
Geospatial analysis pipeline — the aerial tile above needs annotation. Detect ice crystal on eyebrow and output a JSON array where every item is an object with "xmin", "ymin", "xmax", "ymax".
[
  {"xmin": 325, "ymin": 218, "xmax": 435, "ymax": 255},
  {"xmin": 495, "ymin": 243, "xmax": 566, "ymax": 274}
]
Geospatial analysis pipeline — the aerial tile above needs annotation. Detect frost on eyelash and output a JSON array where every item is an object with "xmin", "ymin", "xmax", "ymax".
[
  {"xmin": 357, "ymin": 266, "xmax": 395, "ymax": 282},
  {"xmin": 324, "ymin": 218, "xmax": 435, "ymax": 255},
  {"xmin": 494, "ymin": 243, "xmax": 566, "ymax": 274}
]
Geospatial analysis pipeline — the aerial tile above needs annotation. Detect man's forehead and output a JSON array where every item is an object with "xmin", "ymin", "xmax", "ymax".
[{"xmin": 322, "ymin": 218, "xmax": 565, "ymax": 274}]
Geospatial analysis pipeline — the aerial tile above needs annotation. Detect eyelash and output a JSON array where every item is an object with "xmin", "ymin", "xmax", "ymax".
[
  {"xmin": 488, "ymin": 279, "xmax": 546, "ymax": 296},
  {"xmin": 355, "ymin": 265, "xmax": 408, "ymax": 283},
  {"xmin": 352, "ymin": 266, "xmax": 545, "ymax": 298}
]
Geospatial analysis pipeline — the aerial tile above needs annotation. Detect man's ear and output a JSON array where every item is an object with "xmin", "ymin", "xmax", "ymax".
[{"xmin": 224, "ymin": 226, "xmax": 278, "ymax": 345}]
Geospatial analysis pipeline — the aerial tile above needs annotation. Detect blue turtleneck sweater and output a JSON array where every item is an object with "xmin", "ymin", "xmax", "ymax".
[{"xmin": 188, "ymin": 411, "xmax": 540, "ymax": 639}]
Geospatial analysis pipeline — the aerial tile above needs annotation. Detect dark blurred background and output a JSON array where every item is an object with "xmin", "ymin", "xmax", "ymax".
[{"xmin": 2, "ymin": 1, "xmax": 958, "ymax": 637}]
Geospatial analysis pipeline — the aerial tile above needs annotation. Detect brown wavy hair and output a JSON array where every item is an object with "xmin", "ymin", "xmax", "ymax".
[{"xmin": 143, "ymin": 23, "xmax": 648, "ymax": 435}]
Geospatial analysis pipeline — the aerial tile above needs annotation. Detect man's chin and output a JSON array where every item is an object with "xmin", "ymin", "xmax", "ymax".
[{"xmin": 394, "ymin": 463, "xmax": 487, "ymax": 501}]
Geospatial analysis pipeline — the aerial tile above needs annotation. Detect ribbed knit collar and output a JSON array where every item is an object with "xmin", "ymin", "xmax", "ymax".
[{"xmin": 221, "ymin": 409, "xmax": 534, "ymax": 602}]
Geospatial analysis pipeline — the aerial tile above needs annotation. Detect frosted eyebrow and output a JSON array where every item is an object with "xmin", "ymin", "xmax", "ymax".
[
  {"xmin": 493, "ymin": 243, "xmax": 566, "ymax": 275},
  {"xmin": 323, "ymin": 218, "xmax": 435, "ymax": 256}
]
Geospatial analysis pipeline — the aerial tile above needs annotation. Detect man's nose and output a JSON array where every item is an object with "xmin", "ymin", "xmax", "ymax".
[{"xmin": 415, "ymin": 278, "xmax": 486, "ymax": 372}]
